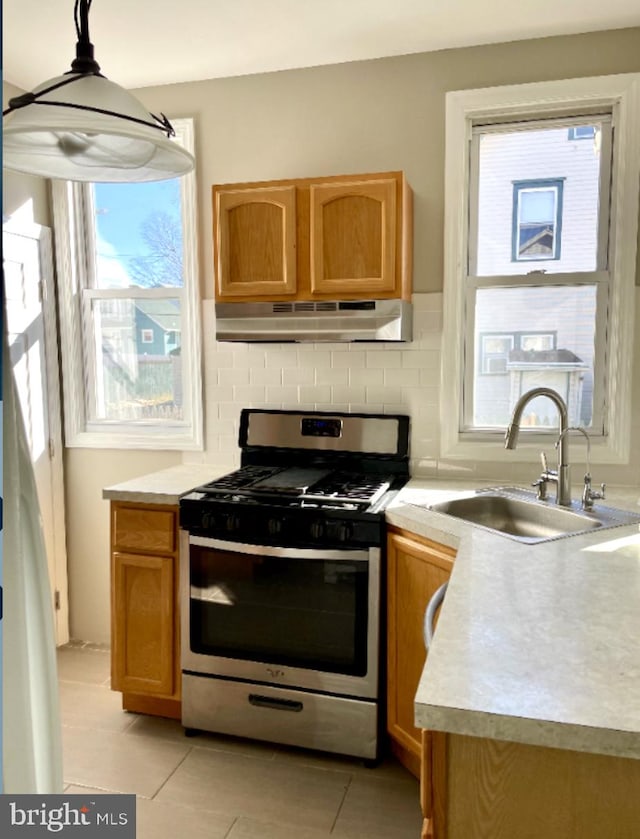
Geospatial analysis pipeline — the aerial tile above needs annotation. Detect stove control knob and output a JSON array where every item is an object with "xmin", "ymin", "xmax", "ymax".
[
  {"xmin": 267, "ymin": 518, "xmax": 282, "ymax": 536},
  {"xmin": 310, "ymin": 521, "xmax": 325, "ymax": 540},
  {"xmin": 201, "ymin": 511, "xmax": 215, "ymax": 530},
  {"xmin": 337, "ymin": 522, "xmax": 353, "ymax": 543},
  {"xmin": 225, "ymin": 514, "xmax": 241, "ymax": 533}
]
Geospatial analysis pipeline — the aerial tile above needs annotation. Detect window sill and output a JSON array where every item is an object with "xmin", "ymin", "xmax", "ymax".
[
  {"xmin": 441, "ymin": 430, "xmax": 630, "ymax": 466},
  {"xmin": 66, "ymin": 427, "xmax": 203, "ymax": 451}
]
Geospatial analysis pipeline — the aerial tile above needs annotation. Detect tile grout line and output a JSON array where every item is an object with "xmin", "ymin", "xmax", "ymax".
[
  {"xmin": 148, "ymin": 743, "xmax": 196, "ymax": 801},
  {"xmin": 328, "ymin": 773, "xmax": 353, "ymax": 834},
  {"xmin": 222, "ymin": 816, "xmax": 240, "ymax": 839}
]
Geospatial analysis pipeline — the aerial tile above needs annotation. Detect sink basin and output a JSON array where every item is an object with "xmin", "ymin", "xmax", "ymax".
[{"xmin": 426, "ymin": 487, "xmax": 640, "ymax": 544}]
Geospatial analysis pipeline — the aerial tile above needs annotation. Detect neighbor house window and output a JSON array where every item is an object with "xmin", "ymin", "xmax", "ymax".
[
  {"xmin": 442, "ymin": 74, "xmax": 640, "ymax": 465},
  {"xmin": 52, "ymin": 118, "xmax": 202, "ymax": 449},
  {"xmin": 512, "ymin": 179, "xmax": 564, "ymax": 261},
  {"xmin": 479, "ymin": 331, "xmax": 556, "ymax": 374}
]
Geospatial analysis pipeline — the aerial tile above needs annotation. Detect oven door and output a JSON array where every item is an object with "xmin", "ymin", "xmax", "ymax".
[{"xmin": 180, "ymin": 532, "xmax": 380, "ymax": 699}]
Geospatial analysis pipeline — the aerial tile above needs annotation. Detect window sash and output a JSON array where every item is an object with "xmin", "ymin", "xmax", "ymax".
[
  {"xmin": 462, "ymin": 274, "xmax": 609, "ymax": 434},
  {"xmin": 52, "ymin": 117, "xmax": 203, "ymax": 450},
  {"xmin": 467, "ymin": 114, "xmax": 613, "ymax": 276},
  {"xmin": 81, "ymin": 287, "xmax": 192, "ymax": 430}
]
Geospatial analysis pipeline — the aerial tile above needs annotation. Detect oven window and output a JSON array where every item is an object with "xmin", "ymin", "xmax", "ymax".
[{"xmin": 189, "ymin": 546, "xmax": 369, "ymax": 676}]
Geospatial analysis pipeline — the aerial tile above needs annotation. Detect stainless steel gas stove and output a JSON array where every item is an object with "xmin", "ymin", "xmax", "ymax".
[{"xmin": 179, "ymin": 409, "xmax": 410, "ymax": 761}]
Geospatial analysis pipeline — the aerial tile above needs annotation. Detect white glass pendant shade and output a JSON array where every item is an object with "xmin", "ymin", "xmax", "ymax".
[{"xmin": 3, "ymin": 73, "xmax": 195, "ymax": 182}]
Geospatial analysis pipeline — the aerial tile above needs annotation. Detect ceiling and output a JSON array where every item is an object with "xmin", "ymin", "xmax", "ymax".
[{"xmin": 4, "ymin": 0, "xmax": 640, "ymax": 91}]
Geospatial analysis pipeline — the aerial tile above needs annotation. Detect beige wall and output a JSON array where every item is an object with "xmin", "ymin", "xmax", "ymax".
[
  {"xmin": 3, "ymin": 81, "xmax": 52, "ymax": 226},
  {"xmin": 4, "ymin": 29, "xmax": 639, "ymax": 642},
  {"xmin": 135, "ymin": 27, "xmax": 640, "ymax": 300}
]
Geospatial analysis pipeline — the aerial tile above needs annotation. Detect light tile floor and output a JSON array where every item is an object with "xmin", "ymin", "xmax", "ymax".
[{"xmin": 58, "ymin": 643, "xmax": 422, "ymax": 838}]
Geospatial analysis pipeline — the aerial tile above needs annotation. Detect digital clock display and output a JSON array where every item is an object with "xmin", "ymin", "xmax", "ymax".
[{"xmin": 301, "ymin": 418, "xmax": 343, "ymax": 438}]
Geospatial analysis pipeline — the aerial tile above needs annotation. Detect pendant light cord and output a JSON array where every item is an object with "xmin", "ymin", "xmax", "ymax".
[{"xmin": 3, "ymin": 0, "xmax": 176, "ymax": 138}]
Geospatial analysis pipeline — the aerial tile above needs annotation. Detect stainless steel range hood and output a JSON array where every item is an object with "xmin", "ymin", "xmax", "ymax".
[{"xmin": 214, "ymin": 299, "xmax": 413, "ymax": 342}]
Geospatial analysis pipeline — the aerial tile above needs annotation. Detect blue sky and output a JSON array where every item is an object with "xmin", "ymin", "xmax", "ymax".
[{"xmin": 93, "ymin": 179, "xmax": 181, "ymax": 288}]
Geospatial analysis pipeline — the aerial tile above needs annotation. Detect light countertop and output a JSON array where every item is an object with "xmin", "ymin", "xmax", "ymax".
[
  {"xmin": 387, "ymin": 480, "xmax": 640, "ymax": 760},
  {"xmin": 102, "ymin": 464, "xmax": 229, "ymax": 505}
]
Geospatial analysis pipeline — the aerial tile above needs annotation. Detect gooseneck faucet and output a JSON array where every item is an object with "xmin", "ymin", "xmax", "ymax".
[{"xmin": 504, "ymin": 387, "xmax": 572, "ymax": 506}]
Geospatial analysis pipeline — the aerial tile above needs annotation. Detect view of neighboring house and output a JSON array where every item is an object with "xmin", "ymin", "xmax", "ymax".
[
  {"xmin": 135, "ymin": 298, "xmax": 181, "ymax": 356},
  {"xmin": 97, "ymin": 298, "xmax": 183, "ymax": 421},
  {"xmin": 471, "ymin": 121, "xmax": 602, "ymax": 428}
]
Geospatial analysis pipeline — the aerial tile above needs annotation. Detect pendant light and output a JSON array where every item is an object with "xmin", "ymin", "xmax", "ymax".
[{"xmin": 3, "ymin": 0, "xmax": 194, "ymax": 182}]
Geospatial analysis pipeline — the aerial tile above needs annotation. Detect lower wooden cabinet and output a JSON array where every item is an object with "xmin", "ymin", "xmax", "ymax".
[
  {"xmin": 430, "ymin": 733, "xmax": 640, "ymax": 839},
  {"xmin": 110, "ymin": 501, "xmax": 181, "ymax": 719},
  {"xmin": 386, "ymin": 527, "xmax": 456, "ymax": 783}
]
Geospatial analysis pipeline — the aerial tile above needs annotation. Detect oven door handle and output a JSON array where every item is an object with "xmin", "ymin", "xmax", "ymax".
[
  {"xmin": 188, "ymin": 534, "xmax": 372, "ymax": 562},
  {"xmin": 248, "ymin": 693, "xmax": 304, "ymax": 713}
]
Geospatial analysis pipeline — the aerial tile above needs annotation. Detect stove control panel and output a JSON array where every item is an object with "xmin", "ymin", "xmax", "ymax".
[{"xmin": 180, "ymin": 498, "xmax": 384, "ymax": 550}]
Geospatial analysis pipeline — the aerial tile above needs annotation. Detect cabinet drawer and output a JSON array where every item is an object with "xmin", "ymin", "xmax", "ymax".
[{"xmin": 112, "ymin": 505, "xmax": 176, "ymax": 554}]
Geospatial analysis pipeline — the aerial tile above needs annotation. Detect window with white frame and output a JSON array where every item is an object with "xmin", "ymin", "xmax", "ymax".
[
  {"xmin": 442, "ymin": 75, "xmax": 640, "ymax": 464},
  {"xmin": 52, "ymin": 118, "xmax": 202, "ymax": 449}
]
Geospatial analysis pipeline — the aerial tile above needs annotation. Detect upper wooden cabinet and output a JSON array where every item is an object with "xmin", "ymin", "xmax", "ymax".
[
  {"xmin": 213, "ymin": 171, "xmax": 412, "ymax": 302},
  {"xmin": 215, "ymin": 184, "xmax": 297, "ymax": 299}
]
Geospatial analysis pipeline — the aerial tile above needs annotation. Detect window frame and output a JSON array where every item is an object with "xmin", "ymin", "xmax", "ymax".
[
  {"xmin": 52, "ymin": 117, "xmax": 203, "ymax": 450},
  {"xmin": 441, "ymin": 74, "xmax": 640, "ymax": 465}
]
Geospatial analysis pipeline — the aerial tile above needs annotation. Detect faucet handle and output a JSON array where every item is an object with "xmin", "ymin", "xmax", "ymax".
[
  {"xmin": 582, "ymin": 474, "xmax": 606, "ymax": 510},
  {"xmin": 540, "ymin": 451, "xmax": 548, "ymax": 472}
]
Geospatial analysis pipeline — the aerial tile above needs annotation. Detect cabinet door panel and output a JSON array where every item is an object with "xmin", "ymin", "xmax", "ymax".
[
  {"xmin": 387, "ymin": 531, "xmax": 454, "ymax": 759},
  {"xmin": 310, "ymin": 178, "xmax": 397, "ymax": 296},
  {"xmin": 111, "ymin": 552, "xmax": 175, "ymax": 696},
  {"xmin": 215, "ymin": 185, "xmax": 297, "ymax": 298},
  {"xmin": 113, "ymin": 505, "xmax": 176, "ymax": 554}
]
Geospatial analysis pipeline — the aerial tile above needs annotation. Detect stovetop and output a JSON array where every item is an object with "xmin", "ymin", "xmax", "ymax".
[
  {"xmin": 194, "ymin": 465, "xmax": 393, "ymax": 511},
  {"xmin": 179, "ymin": 408, "xmax": 410, "ymax": 548}
]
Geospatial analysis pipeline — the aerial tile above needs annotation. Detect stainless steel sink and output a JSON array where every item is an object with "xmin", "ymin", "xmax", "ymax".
[{"xmin": 425, "ymin": 487, "xmax": 640, "ymax": 544}]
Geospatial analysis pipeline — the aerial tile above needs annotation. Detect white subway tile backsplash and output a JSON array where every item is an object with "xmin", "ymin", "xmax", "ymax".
[
  {"xmin": 332, "ymin": 351, "xmax": 366, "ymax": 368},
  {"xmin": 366, "ymin": 385, "xmax": 403, "ymax": 404},
  {"xmin": 250, "ymin": 367, "xmax": 282, "ymax": 386},
  {"xmin": 266, "ymin": 385, "xmax": 300, "ymax": 403},
  {"xmin": 383, "ymin": 368, "xmax": 420, "ymax": 387},
  {"xmin": 365, "ymin": 350, "xmax": 402, "ymax": 369},
  {"xmin": 200, "ymin": 294, "xmax": 444, "ymax": 472},
  {"xmin": 233, "ymin": 386, "xmax": 267, "ymax": 404},
  {"xmin": 419, "ymin": 363, "xmax": 441, "ymax": 388},
  {"xmin": 316, "ymin": 368, "xmax": 349, "ymax": 386},
  {"xmin": 349, "ymin": 368, "xmax": 384, "ymax": 386},
  {"xmin": 283, "ymin": 367, "xmax": 315, "ymax": 386},
  {"xmin": 265, "ymin": 349, "xmax": 301, "ymax": 369},
  {"xmin": 218, "ymin": 367, "xmax": 251, "ymax": 386},
  {"xmin": 300, "ymin": 386, "xmax": 332, "ymax": 403},
  {"xmin": 332, "ymin": 386, "xmax": 366, "ymax": 404}
]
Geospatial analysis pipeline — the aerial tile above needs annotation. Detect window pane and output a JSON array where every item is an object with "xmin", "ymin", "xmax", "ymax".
[
  {"xmin": 91, "ymin": 298, "xmax": 183, "ymax": 421},
  {"xmin": 92, "ymin": 180, "xmax": 184, "ymax": 289},
  {"xmin": 475, "ymin": 122, "xmax": 603, "ymax": 275},
  {"xmin": 519, "ymin": 189, "xmax": 554, "ymax": 223},
  {"xmin": 472, "ymin": 285, "xmax": 597, "ymax": 428}
]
